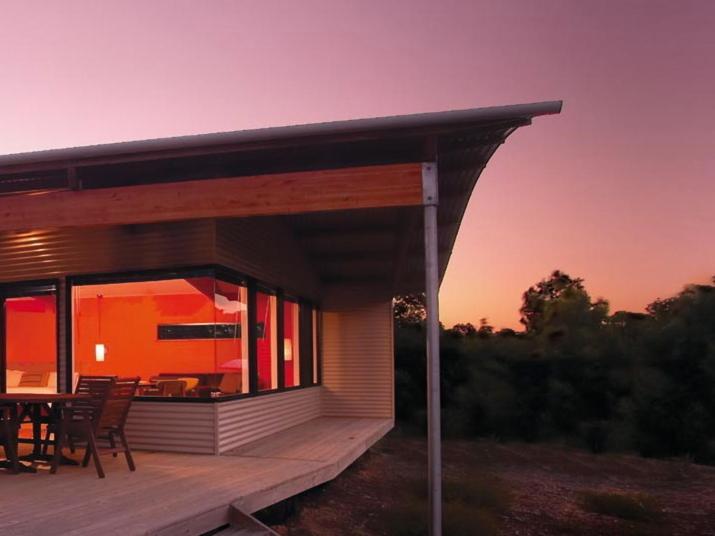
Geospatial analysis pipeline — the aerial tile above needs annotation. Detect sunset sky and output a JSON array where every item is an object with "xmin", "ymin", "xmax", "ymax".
[{"xmin": 1, "ymin": 1, "xmax": 713, "ymax": 329}]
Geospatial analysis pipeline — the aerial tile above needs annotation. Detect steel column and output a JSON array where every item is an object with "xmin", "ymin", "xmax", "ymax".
[{"xmin": 422, "ymin": 162, "xmax": 442, "ymax": 536}]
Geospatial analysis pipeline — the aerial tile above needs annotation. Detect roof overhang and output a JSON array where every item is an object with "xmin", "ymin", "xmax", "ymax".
[{"xmin": 0, "ymin": 100, "xmax": 562, "ymax": 299}]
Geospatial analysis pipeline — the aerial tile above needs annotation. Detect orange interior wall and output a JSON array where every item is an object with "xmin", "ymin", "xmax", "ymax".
[
  {"xmin": 5, "ymin": 295, "xmax": 57, "ymax": 372},
  {"xmin": 283, "ymin": 301, "xmax": 297, "ymax": 387},
  {"xmin": 74, "ymin": 281, "xmax": 244, "ymax": 380}
]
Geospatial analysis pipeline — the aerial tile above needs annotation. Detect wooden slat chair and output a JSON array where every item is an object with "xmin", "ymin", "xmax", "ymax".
[
  {"xmin": 48, "ymin": 375, "xmax": 116, "ymax": 478},
  {"xmin": 0, "ymin": 406, "xmax": 20, "ymax": 474},
  {"xmin": 93, "ymin": 376, "xmax": 140, "ymax": 472},
  {"xmin": 42, "ymin": 375, "xmax": 116, "ymax": 456}
]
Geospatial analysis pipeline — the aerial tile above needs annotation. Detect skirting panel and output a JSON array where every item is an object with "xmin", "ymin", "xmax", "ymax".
[
  {"xmin": 216, "ymin": 387, "xmax": 322, "ymax": 454},
  {"xmin": 125, "ymin": 401, "xmax": 217, "ymax": 454},
  {"xmin": 126, "ymin": 388, "xmax": 322, "ymax": 455}
]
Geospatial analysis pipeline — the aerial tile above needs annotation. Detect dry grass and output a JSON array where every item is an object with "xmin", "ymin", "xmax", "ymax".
[
  {"xmin": 386, "ymin": 474, "xmax": 512, "ymax": 536},
  {"xmin": 272, "ymin": 434, "xmax": 715, "ymax": 535},
  {"xmin": 578, "ymin": 490, "xmax": 662, "ymax": 522}
]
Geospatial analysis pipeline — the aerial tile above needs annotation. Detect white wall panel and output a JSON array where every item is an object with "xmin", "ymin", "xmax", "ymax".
[{"xmin": 321, "ymin": 302, "xmax": 394, "ymax": 419}]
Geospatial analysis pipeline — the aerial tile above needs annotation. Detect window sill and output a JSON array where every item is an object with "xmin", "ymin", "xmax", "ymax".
[{"xmin": 134, "ymin": 384, "xmax": 321, "ymax": 403}]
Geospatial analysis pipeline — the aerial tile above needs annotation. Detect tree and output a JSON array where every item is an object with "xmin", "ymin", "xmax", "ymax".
[
  {"xmin": 477, "ymin": 318, "xmax": 494, "ymax": 338},
  {"xmin": 450, "ymin": 323, "xmax": 477, "ymax": 337},
  {"xmin": 393, "ymin": 294, "xmax": 426, "ymax": 326},
  {"xmin": 519, "ymin": 270, "xmax": 608, "ymax": 335}
]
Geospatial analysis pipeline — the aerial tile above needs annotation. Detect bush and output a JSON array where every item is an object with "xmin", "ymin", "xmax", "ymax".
[{"xmin": 394, "ymin": 276, "xmax": 715, "ymax": 465}]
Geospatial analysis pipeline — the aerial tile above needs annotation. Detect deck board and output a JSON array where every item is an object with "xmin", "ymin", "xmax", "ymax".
[{"xmin": 0, "ymin": 417, "xmax": 392, "ymax": 536}]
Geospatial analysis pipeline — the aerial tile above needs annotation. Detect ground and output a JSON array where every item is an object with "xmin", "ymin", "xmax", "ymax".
[{"xmin": 264, "ymin": 431, "xmax": 715, "ymax": 535}]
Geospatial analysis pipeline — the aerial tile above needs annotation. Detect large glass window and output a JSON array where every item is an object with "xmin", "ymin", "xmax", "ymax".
[
  {"xmin": 67, "ymin": 269, "xmax": 319, "ymax": 398},
  {"xmin": 72, "ymin": 275, "xmax": 248, "ymax": 398},
  {"xmin": 3, "ymin": 286, "xmax": 58, "ymax": 393},
  {"xmin": 283, "ymin": 299, "xmax": 300, "ymax": 388},
  {"xmin": 256, "ymin": 290, "xmax": 278, "ymax": 391}
]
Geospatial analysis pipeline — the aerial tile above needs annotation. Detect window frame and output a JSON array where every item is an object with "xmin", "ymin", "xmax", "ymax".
[{"xmin": 254, "ymin": 284, "xmax": 279, "ymax": 394}]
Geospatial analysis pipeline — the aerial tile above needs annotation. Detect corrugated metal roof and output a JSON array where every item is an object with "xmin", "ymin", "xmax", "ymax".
[{"xmin": 0, "ymin": 101, "xmax": 561, "ymax": 170}]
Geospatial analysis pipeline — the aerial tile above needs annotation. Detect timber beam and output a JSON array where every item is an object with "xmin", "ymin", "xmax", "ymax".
[{"xmin": 0, "ymin": 163, "xmax": 424, "ymax": 232}]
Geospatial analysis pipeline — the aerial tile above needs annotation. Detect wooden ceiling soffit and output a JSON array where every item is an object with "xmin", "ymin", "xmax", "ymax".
[{"xmin": 0, "ymin": 163, "xmax": 424, "ymax": 232}]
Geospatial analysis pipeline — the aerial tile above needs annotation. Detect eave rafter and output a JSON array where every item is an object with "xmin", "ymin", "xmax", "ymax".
[{"xmin": 0, "ymin": 163, "xmax": 424, "ymax": 233}]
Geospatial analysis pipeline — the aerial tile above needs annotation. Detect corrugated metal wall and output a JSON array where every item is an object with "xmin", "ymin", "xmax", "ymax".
[
  {"xmin": 216, "ymin": 387, "xmax": 322, "ymax": 454},
  {"xmin": 0, "ymin": 221, "xmax": 217, "ymax": 393},
  {"xmin": 321, "ymin": 302, "xmax": 394, "ymax": 419},
  {"xmin": 0, "ymin": 221, "xmax": 216, "ymax": 282},
  {"xmin": 126, "ymin": 401, "xmax": 217, "ymax": 454},
  {"xmin": 216, "ymin": 218, "xmax": 320, "ymax": 300}
]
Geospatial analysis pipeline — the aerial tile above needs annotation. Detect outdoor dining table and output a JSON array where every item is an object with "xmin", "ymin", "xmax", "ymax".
[{"xmin": 0, "ymin": 393, "xmax": 91, "ymax": 473}]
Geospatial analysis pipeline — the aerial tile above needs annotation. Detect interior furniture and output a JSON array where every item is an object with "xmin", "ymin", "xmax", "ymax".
[
  {"xmin": 176, "ymin": 377, "xmax": 199, "ymax": 392},
  {"xmin": 92, "ymin": 377, "xmax": 140, "ymax": 473},
  {"xmin": 156, "ymin": 379, "xmax": 186, "ymax": 397},
  {"xmin": 47, "ymin": 376, "xmax": 116, "ymax": 478},
  {"xmin": 5, "ymin": 370, "xmax": 80, "ymax": 394},
  {"xmin": 150, "ymin": 372, "xmax": 242, "ymax": 397},
  {"xmin": 0, "ymin": 393, "xmax": 91, "ymax": 469}
]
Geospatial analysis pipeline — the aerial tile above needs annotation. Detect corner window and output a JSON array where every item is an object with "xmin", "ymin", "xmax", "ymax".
[{"xmin": 71, "ymin": 275, "xmax": 248, "ymax": 398}]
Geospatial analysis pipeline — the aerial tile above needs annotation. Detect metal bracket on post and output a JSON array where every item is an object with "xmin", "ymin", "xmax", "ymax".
[
  {"xmin": 422, "ymin": 162, "xmax": 438, "ymax": 207},
  {"xmin": 422, "ymin": 161, "xmax": 442, "ymax": 536}
]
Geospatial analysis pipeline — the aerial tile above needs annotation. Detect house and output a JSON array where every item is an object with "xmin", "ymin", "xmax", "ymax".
[{"xmin": 0, "ymin": 101, "xmax": 560, "ymax": 534}]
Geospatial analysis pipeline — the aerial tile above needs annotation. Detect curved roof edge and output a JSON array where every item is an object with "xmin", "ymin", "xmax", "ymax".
[{"xmin": 0, "ymin": 101, "xmax": 562, "ymax": 170}]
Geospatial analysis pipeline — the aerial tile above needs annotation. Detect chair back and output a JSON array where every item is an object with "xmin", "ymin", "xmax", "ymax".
[
  {"xmin": 72, "ymin": 375, "xmax": 116, "ymax": 427},
  {"xmin": 218, "ymin": 373, "xmax": 240, "ymax": 394},
  {"xmin": 157, "ymin": 379, "xmax": 186, "ymax": 397},
  {"xmin": 98, "ymin": 377, "xmax": 140, "ymax": 432}
]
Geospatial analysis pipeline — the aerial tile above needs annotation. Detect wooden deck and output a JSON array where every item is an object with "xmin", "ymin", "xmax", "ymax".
[{"xmin": 0, "ymin": 417, "xmax": 393, "ymax": 536}]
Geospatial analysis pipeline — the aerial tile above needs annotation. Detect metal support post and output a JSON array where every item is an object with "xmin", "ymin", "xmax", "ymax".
[{"xmin": 422, "ymin": 162, "xmax": 442, "ymax": 536}]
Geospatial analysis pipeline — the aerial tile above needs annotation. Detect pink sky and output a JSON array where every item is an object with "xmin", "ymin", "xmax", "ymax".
[{"xmin": 1, "ymin": 1, "xmax": 713, "ymax": 329}]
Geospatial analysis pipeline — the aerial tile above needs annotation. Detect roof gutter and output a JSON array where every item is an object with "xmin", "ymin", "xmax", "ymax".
[{"xmin": 0, "ymin": 101, "xmax": 562, "ymax": 172}]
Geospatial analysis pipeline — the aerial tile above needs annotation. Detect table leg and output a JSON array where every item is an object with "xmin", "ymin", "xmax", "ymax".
[
  {"xmin": 49, "ymin": 417, "xmax": 65, "ymax": 474},
  {"xmin": 16, "ymin": 402, "xmax": 79, "ymax": 468},
  {"xmin": 1, "ymin": 404, "xmax": 37, "ymax": 473},
  {"xmin": 32, "ymin": 404, "xmax": 42, "ymax": 456}
]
